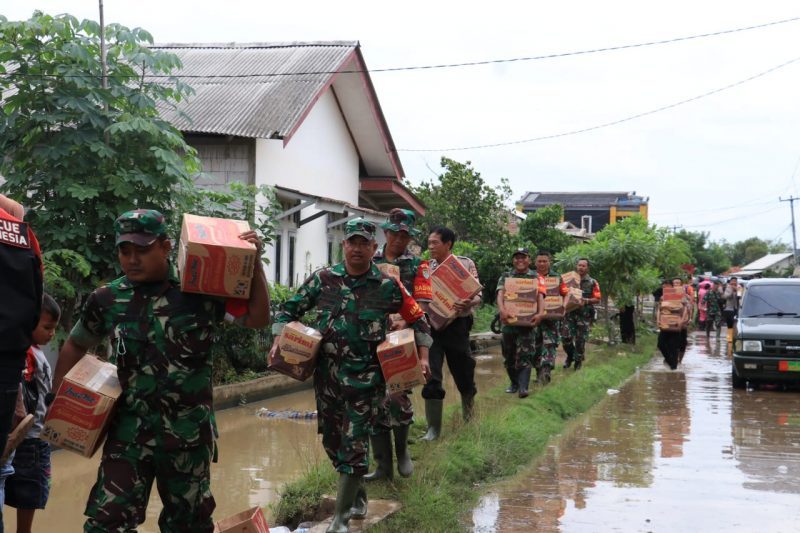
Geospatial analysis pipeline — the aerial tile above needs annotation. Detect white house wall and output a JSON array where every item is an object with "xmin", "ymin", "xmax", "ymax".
[{"xmin": 256, "ymin": 90, "xmax": 361, "ymax": 286}]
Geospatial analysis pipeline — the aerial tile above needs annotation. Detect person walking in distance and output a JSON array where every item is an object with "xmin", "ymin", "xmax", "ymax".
[
  {"xmin": 420, "ymin": 227, "xmax": 481, "ymax": 440},
  {"xmin": 562, "ymin": 258, "xmax": 601, "ymax": 371}
]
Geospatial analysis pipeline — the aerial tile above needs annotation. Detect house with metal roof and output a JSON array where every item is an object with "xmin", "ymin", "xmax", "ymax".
[
  {"xmin": 517, "ymin": 191, "xmax": 648, "ymax": 234},
  {"xmin": 735, "ymin": 252, "xmax": 794, "ymax": 279},
  {"xmin": 152, "ymin": 41, "xmax": 423, "ymax": 286}
]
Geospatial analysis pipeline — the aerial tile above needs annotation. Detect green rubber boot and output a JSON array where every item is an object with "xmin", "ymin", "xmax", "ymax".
[
  {"xmin": 393, "ymin": 425, "xmax": 413, "ymax": 477},
  {"xmin": 327, "ymin": 473, "xmax": 361, "ymax": 533},
  {"xmin": 350, "ymin": 480, "xmax": 368, "ymax": 519},
  {"xmin": 364, "ymin": 431, "xmax": 393, "ymax": 482},
  {"xmin": 420, "ymin": 399, "xmax": 443, "ymax": 441}
]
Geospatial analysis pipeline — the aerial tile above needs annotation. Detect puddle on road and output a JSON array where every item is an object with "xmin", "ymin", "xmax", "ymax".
[
  {"xmin": 472, "ymin": 332, "xmax": 800, "ymax": 532},
  {"xmin": 5, "ymin": 346, "xmax": 505, "ymax": 532}
]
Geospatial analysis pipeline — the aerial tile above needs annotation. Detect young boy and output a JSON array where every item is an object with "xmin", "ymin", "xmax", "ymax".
[{"xmin": 5, "ymin": 294, "xmax": 60, "ymax": 533}]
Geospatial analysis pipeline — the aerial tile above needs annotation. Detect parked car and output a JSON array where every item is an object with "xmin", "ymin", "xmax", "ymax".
[{"xmin": 731, "ymin": 278, "xmax": 800, "ymax": 389}]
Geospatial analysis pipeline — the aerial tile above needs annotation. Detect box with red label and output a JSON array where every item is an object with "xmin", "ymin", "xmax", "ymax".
[
  {"xmin": 503, "ymin": 277, "xmax": 538, "ymax": 301},
  {"xmin": 377, "ymin": 329, "xmax": 425, "ymax": 393},
  {"xmin": 268, "ymin": 322, "xmax": 322, "ymax": 382},
  {"xmin": 541, "ymin": 295, "xmax": 565, "ymax": 319},
  {"xmin": 42, "ymin": 355, "xmax": 121, "ymax": 458},
  {"xmin": 213, "ymin": 506, "xmax": 270, "ymax": 533},
  {"xmin": 661, "ymin": 287, "xmax": 684, "ymax": 302},
  {"xmin": 564, "ymin": 288, "xmax": 584, "ymax": 313},
  {"xmin": 428, "ymin": 255, "xmax": 482, "ymax": 330},
  {"xmin": 658, "ymin": 310, "xmax": 685, "ymax": 332},
  {"xmin": 177, "ymin": 214, "xmax": 257, "ymax": 299},
  {"xmin": 504, "ymin": 300, "xmax": 538, "ymax": 327},
  {"xmin": 542, "ymin": 276, "xmax": 562, "ymax": 296},
  {"xmin": 561, "ymin": 271, "xmax": 581, "ymax": 289}
]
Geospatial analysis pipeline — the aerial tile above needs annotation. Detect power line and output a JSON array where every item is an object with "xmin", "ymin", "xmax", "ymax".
[
  {"xmin": 653, "ymin": 197, "xmax": 779, "ymax": 217},
  {"xmin": 398, "ymin": 55, "xmax": 800, "ymax": 152},
  {"xmin": 679, "ymin": 205, "xmax": 777, "ymax": 229},
  {"xmin": 2, "ymin": 15, "xmax": 799, "ymax": 81}
]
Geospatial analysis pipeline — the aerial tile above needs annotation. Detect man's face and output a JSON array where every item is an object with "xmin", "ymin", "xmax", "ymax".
[
  {"xmin": 118, "ymin": 238, "xmax": 171, "ymax": 283},
  {"xmin": 427, "ymin": 232, "xmax": 451, "ymax": 262},
  {"xmin": 729, "ymin": 279, "xmax": 738, "ymax": 287},
  {"xmin": 577, "ymin": 260, "xmax": 589, "ymax": 276},
  {"xmin": 343, "ymin": 235, "xmax": 377, "ymax": 271},
  {"xmin": 32, "ymin": 313, "xmax": 58, "ymax": 346},
  {"xmin": 385, "ymin": 229, "xmax": 411, "ymax": 257},
  {"xmin": 535, "ymin": 255, "xmax": 550, "ymax": 274},
  {"xmin": 672, "ymin": 279, "xmax": 682, "ymax": 287},
  {"xmin": 512, "ymin": 254, "xmax": 530, "ymax": 273}
]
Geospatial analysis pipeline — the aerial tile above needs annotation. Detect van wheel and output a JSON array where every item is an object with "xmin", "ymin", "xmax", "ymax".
[{"xmin": 731, "ymin": 364, "xmax": 746, "ymax": 389}]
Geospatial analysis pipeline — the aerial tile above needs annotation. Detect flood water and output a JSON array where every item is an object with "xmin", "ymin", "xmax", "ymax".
[
  {"xmin": 471, "ymin": 331, "xmax": 800, "ymax": 532},
  {"xmin": 3, "ymin": 346, "xmax": 505, "ymax": 531}
]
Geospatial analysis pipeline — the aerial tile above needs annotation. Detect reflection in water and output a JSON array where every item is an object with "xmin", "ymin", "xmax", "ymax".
[
  {"xmin": 8, "ymin": 346, "xmax": 504, "ymax": 532},
  {"xmin": 473, "ymin": 331, "xmax": 800, "ymax": 532}
]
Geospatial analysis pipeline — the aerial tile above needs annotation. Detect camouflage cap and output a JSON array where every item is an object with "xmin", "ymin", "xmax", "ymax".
[
  {"xmin": 114, "ymin": 209, "xmax": 167, "ymax": 246},
  {"xmin": 343, "ymin": 218, "xmax": 377, "ymax": 241},
  {"xmin": 511, "ymin": 247, "xmax": 530, "ymax": 258},
  {"xmin": 381, "ymin": 208, "xmax": 421, "ymax": 238}
]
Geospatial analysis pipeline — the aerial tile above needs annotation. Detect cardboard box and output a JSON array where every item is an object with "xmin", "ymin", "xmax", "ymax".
[
  {"xmin": 377, "ymin": 329, "xmax": 426, "ymax": 393},
  {"xmin": 503, "ymin": 277, "xmax": 538, "ymax": 301},
  {"xmin": 503, "ymin": 300, "xmax": 538, "ymax": 327},
  {"xmin": 564, "ymin": 287, "xmax": 584, "ymax": 313},
  {"xmin": 660, "ymin": 299, "xmax": 685, "ymax": 312},
  {"xmin": 562, "ymin": 271, "xmax": 581, "ymax": 289},
  {"xmin": 661, "ymin": 287, "xmax": 684, "ymax": 302},
  {"xmin": 177, "ymin": 214, "xmax": 257, "ymax": 299},
  {"xmin": 268, "ymin": 322, "xmax": 322, "ymax": 382},
  {"xmin": 42, "ymin": 355, "xmax": 121, "ymax": 458},
  {"xmin": 658, "ymin": 313, "xmax": 685, "ymax": 332},
  {"xmin": 542, "ymin": 295, "xmax": 565, "ymax": 319},
  {"xmin": 542, "ymin": 276, "xmax": 562, "ymax": 296},
  {"xmin": 376, "ymin": 262, "xmax": 401, "ymax": 283},
  {"xmin": 214, "ymin": 506, "xmax": 270, "ymax": 533},
  {"xmin": 428, "ymin": 255, "xmax": 482, "ymax": 330}
]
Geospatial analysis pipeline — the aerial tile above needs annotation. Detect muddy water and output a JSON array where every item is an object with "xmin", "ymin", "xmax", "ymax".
[
  {"xmin": 4, "ymin": 346, "xmax": 504, "ymax": 531},
  {"xmin": 472, "ymin": 332, "xmax": 800, "ymax": 532}
]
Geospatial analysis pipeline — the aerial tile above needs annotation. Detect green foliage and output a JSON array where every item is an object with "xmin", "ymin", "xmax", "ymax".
[
  {"xmin": 41, "ymin": 249, "xmax": 92, "ymax": 300},
  {"xmin": 412, "ymin": 157, "xmax": 513, "ymax": 245},
  {"xmin": 472, "ymin": 304, "xmax": 497, "ymax": 333},
  {"xmin": 673, "ymin": 230, "xmax": 731, "ymax": 274},
  {"xmin": 0, "ymin": 12, "xmax": 200, "ymax": 289},
  {"xmin": 517, "ymin": 204, "xmax": 574, "ymax": 255},
  {"xmin": 723, "ymin": 236, "xmax": 789, "ymax": 267}
]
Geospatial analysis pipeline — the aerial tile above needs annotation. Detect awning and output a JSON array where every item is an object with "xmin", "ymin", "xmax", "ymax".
[
  {"xmin": 359, "ymin": 177, "xmax": 426, "ymax": 215},
  {"xmin": 274, "ymin": 186, "xmax": 387, "ymax": 228}
]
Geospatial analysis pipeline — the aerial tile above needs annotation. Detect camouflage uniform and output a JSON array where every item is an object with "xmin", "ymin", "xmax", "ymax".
[
  {"xmin": 373, "ymin": 245, "xmax": 431, "ymax": 429},
  {"xmin": 67, "ymin": 210, "xmax": 245, "ymax": 533},
  {"xmin": 703, "ymin": 288, "xmax": 723, "ymax": 334},
  {"xmin": 273, "ymin": 262, "xmax": 432, "ymax": 475},
  {"xmin": 561, "ymin": 276, "xmax": 601, "ymax": 365},
  {"xmin": 535, "ymin": 271, "xmax": 567, "ymax": 370},
  {"xmin": 496, "ymin": 269, "xmax": 537, "ymax": 369}
]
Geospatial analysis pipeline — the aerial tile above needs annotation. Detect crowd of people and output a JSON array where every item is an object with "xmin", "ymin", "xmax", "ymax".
[{"xmin": 1, "ymin": 197, "xmax": 605, "ymax": 533}]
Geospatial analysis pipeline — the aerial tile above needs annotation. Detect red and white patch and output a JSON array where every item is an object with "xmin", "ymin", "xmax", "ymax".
[{"xmin": 0, "ymin": 217, "xmax": 30, "ymax": 249}]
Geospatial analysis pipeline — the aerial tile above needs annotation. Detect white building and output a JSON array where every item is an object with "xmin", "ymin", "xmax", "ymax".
[
  {"xmin": 154, "ymin": 42, "xmax": 425, "ymax": 286},
  {"xmin": 736, "ymin": 252, "xmax": 794, "ymax": 279}
]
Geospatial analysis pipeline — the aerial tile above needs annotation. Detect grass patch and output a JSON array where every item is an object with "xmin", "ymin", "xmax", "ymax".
[{"xmin": 271, "ymin": 334, "xmax": 656, "ymax": 531}]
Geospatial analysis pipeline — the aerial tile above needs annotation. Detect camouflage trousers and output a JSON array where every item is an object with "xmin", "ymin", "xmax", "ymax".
[
  {"xmin": 561, "ymin": 312, "xmax": 591, "ymax": 363},
  {"xmin": 534, "ymin": 319, "xmax": 561, "ymax": 369},
  {"xmin": 314, "ymin": 364, "xmax": 388, "ymax": 476},
  {"xmin": 501, "ymin": 327, "xmax": 536, "ymax": 369},
  {"xmin": 84, "ymin": 437, "xmax": 214, "ymax": 533},
  {"xmin": 378, "ymin": 391, "xmax": 413, "ymax": 430}
]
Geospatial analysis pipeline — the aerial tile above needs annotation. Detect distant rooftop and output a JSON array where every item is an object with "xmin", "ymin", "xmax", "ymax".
[
  {"xmin": 518, "ymin": 191, "xmax": 648, "ymax": 209},
  {"xmin": 739, "ymin": 252, "xmax": 794, "ymax": 272}
]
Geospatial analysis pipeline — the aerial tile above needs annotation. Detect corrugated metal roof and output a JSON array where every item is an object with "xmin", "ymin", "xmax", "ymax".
[
  {"xmin": 740, "ymin": 252, "xmax": 794, "ymax": 271},
  {"xmin": 519, "ymin": 191, "xmax": 642, "ymax": 208},
  {"xmin": 150, "ymin": 42, "xmax": 358, "ymax": 139}
]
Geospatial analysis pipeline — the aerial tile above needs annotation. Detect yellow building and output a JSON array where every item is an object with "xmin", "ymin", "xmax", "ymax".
[{"xmin": 517, "ymin": 191, "xmax": 649, "ymax": 234}]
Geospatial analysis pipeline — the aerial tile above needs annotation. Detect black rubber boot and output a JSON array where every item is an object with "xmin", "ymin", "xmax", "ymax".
[
  {"xmin": 537, "ymin": 364, "xmax": 552, "ymax": 386},
  {"xmin": 504, "ymin": 366, "xmax": 518, "ymax": 393},
  {"xmin": 517, "ymin": 366, "xmax": 532, "ymax": 398},
  {"xmin": 461, "ymin": 394, "xmax": 475, "ymax": 422},
  {"xmin": 420, "ymin": 399, "xmax": 443, "ymax": 441},
  {"xmin": 364, "ymin": 431, "xmax": 393, "ymax": 482},
  {"xmin": 574, "ymin": 357, "xmax": 583, "ymax": 371},
  {"xmin": 326, "ymin": 473, "xmax": 361, "ymax": 533},
  {"xmin": 350, "ymin": 480, "xmax": 368, "ymax": 519},
  {"xmin": 563, "ymin": 344, "xmax": 575, "ymax": 369},
  {"xmin": 393, "ymin": 425, "xmax": 413, "ymax": 477}
]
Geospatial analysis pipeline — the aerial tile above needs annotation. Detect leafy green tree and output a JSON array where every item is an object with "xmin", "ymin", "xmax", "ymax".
[
  {"xmin": 724, "ymin": 237, "xmax": 788, "ymax": 267},
  {"xmin": 673, "ymin": 230, "xmax": 731, "ymax": 274},
  {"xmin": 518, "ymin": 204, "xmax": 574, "ymax": 255},
  {"xmin": 413, "ymin": 157, "xmax": 516, "ymax": 300}
]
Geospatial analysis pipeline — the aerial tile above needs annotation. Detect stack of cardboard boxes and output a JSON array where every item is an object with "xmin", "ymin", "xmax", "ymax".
[
  {"xmin": 502, "ymin": 277, "xmax": 538, "ymax": 327},
  {"xmin": 659, "ymin": 288, "xmax": 686, "ymax": 331},
  {"xmin": 427, "ymin": 255, "xmax": 482, "ymax": 330},
  {"xmin": 541, "ymin": 276, "xmax": 565, "ymax": 319},
  {"xmin": 562, "ymin": 271, "xmax": 584, "ymax": 313}
]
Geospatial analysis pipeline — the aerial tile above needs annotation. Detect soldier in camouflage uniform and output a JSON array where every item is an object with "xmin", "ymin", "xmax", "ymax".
[
  {"xmin": 496, "ymin": 248, "xmax": 538, "ymax": 398},
  {"xmin": 533, "ymin": 251, "xmax": 567, "ymax": 385},
  {"xmin": 53, "ymin": 210, "xmax": 270, "ymax": 533},
  {"xmin": 367, "ymin": 209, "xmax": 431, "ymax": 481},
  {"xmin": 703, "ymin": 279, "xmax": 723, "ymax": 338},
  {"xmin": 271, "ymin": 218, "xmax": 432, "ymax": 533},
  {"xmin": 562, "ymin": 258, "xmax": 601, "ymax": 371}
]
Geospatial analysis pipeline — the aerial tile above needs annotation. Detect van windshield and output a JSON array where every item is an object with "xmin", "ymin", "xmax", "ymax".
[{"xmin": 741, "ymin": 285, "xmax": 800, "ymax": 317}]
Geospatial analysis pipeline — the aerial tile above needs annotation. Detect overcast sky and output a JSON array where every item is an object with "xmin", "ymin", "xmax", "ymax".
[{"xmin": 5, "ymin": 1, "xmax": 800, "ymax": 245}]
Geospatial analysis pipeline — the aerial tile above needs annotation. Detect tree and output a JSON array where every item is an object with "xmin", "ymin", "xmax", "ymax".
[
  {"xmin": 517, "ymin": 204, "xmax": 574, "ymax": 255},
  {"xmin": 413, "ymin": 157, "xmax": 516, "ymax": 299},
  {"xmin": 724, "ymin": 237, "xmax": 788, "ymax": 267},
  {"xmin": 673, "ymin": 230, "xmax": 731, "ymax": 274}
]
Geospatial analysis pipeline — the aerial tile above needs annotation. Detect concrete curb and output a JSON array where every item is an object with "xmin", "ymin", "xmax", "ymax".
[{"xmin": 212, "ymin": 332, "xmax": 502, "ymax": 410}]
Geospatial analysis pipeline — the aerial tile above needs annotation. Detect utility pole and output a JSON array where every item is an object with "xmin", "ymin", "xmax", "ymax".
[{"xmin": 780, "ymin": 196, "xmax": 799, "ymax": 266}]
